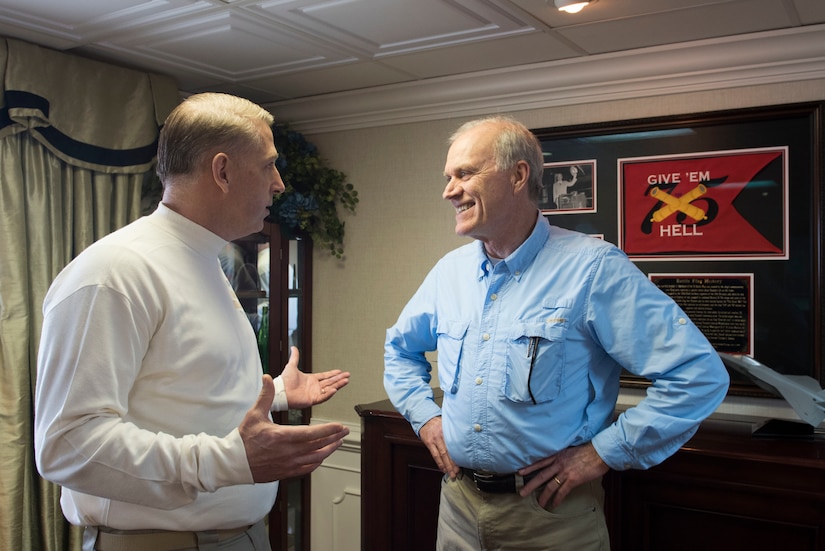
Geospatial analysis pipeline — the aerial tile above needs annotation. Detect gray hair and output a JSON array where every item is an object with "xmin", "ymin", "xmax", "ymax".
[
  {"xmin": 156, "ymin": 93, "xmax": 275, "ymax": 182},
  {"xmin": 450, "ymin": 116, "xmax": 544, "ymax": 202}
]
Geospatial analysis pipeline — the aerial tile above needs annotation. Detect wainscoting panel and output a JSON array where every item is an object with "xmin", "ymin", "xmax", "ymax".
[{"xmin": 310, "ymin": 420, "xmax": 362, "ymax": 551}]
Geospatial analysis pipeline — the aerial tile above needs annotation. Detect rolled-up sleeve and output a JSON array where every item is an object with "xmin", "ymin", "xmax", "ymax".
[{"xmin": 587, "ymin": 249, "xmax": 730, "ymax": 470}]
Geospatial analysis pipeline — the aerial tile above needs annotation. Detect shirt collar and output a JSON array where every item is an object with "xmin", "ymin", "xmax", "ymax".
[
  {"xmin": 152, "ymin": 202, "xmax": 228, "ymax": 259},
  {"xmin": 475, "ymin": 211, "xmax": 549, "ymax": 281}
]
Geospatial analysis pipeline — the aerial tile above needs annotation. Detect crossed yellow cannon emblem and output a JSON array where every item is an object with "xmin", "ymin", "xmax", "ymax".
[{"xmin": 650, "ymin": 184, "xmax": 708, "ymax": 223}]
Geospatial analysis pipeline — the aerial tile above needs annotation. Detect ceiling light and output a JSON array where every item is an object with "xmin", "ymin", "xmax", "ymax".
[{"xmin": 555, "ymin": 0, "xmax": 592, "ymax": 14}]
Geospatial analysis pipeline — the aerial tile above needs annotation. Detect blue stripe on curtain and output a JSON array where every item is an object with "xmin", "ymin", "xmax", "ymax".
[{"xmin": 1, "ymin": 90, "xmax": 159, "ymax": 168}]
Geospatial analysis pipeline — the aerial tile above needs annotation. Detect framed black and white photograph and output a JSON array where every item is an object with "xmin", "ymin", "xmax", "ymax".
[{"xmin": 539, "ymin": 160, "xmax": 597, "ymax": 215}]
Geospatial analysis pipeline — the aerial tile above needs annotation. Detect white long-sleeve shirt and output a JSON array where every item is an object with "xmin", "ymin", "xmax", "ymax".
[{"xmin": 35, "ymin": 203, "xmax": 282, "ymax": 530}]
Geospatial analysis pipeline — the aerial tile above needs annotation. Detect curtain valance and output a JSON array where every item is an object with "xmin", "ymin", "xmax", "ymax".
[{"xmin": 0, "ymin": 37, "xmax": 179, "ymax": 173}]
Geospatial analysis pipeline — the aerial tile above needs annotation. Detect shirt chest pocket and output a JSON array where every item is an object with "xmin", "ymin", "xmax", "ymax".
[
  {"xmin": 504, "ymin": 315, "xmax": 568, "ymax": 404},
  {"xmin": 436, "ymin": 320, "xmax": 469, "ymax": 395}
]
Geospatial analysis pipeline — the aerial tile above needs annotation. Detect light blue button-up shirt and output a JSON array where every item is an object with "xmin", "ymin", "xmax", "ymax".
[{"xmin": 384, "ymin": 214, "xmax": 729, "ymax": 473}]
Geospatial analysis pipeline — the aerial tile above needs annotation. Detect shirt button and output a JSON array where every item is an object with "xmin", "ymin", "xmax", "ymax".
[
  {"xmin": 514, "ymin": 271, "xmax": 521, "ymax": 276},
  {"xmin": 473, "ymin": 424, "xmax": 482, "ymax": 432},
  {"xmin": 490, "ymin": 293, "xmax": 498, "ymax": 301},
  {"xmin": 482, "ymin": 333, "xmax": 490, "ymax": 341},
  {"xmin": 475, "ymin": 377, "xmax": 483, "ymax": 385},
  {"xmin": 678, "ymin": 317, "xmax": 687, "ymax": 325}
]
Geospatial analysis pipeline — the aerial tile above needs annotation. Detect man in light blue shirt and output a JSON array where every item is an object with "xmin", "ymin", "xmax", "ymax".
[{"xmin": 384, "ymin": 116, "xmax": 729, "ymax": 550}]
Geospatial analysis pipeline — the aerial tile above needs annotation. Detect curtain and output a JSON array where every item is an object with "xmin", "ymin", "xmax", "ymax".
[{"xmin": 0, "ymin": 37, "xmax": 179, "ymax": 551}]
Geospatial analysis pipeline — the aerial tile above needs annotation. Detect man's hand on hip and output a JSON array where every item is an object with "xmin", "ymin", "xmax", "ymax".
[
  {"xmin": 419, "ymin": 416, "xmax": 460, "ymax": 479},
  {"xmin": 517, "ymin": 442, "xmax": 609, "ymax": 508}
]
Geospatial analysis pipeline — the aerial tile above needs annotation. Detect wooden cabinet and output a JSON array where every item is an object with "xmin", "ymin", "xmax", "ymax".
[
  {"xmin": 229, "ymin": 223, "xmax": 314, "ymax": 551},
  {"xmin": 355, "ymin": 399, "xmax": 443, "ymax": 551},
  {"xmin": 356, "ymin": 399, "xmax": 825, "ymax": 551},
  {"xmin": 605, "ymin": 419, "xmax": 825, "ymax": 550}
]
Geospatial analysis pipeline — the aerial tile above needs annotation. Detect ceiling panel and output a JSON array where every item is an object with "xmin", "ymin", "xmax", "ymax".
[
  {"xmin": 244, "ymin": 60, "xmax": 415, "ymax": 100},
  {"xmin": 554, "ymin": 0, "xmax": 797, "ymax": 55},
  {"xmin": 794, "ymin": 0, "xmax": 825, "ymax": 22},
  {"xmin": 0, "ymin": 0, "xmax": 820, "ymax": 104},
  {"xmin": 0, "ymin": 0, "xmax": 161, "ymax": 28},
  {"xmin": 509, "ymin": 0, "xmax": 763, "ymax": 27},
  {"xmin": 0, "ymin": 0, "xmax": 206, "ymax": 44},
  {"xmin": 99, "ymin": 10, "xmax": 354, "ymax": 79},
  {"xmin": 247, "ymin": 0, "xmax": 535, "ymax": 57},
  {"xmin": 383, "ymin": 31, "xmax": 580, "ymax": 79}
]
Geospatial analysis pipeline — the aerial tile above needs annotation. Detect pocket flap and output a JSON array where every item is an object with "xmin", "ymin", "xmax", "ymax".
[{"xmin": 437, "ymin": 319, "xmax": 469, "ymax": 339}]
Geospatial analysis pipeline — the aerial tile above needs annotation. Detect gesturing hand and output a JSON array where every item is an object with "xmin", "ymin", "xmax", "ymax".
[
  {"xmin": 240, "ymin": 374, "xmax": 350, "ymax": 483},
  {"xmin": 281, "ymin": 347, "xmax": 350, "ymax": 409}
]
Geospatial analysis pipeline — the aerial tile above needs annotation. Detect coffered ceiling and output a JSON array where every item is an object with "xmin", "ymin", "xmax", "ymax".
[{"xmin": 1, "ymin": 0, "xmax": 824, "ymax": 109}]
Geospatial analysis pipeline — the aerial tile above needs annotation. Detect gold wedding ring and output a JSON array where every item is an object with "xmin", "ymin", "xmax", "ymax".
[{"xmin": 553, "ymin": 476, "xmax": 562, "ymax": 486}]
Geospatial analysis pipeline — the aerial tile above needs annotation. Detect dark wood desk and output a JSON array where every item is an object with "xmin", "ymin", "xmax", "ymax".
[
  {"xmin": 355, "ymin": 398, "xmax": 443, "ymax": 551},
  {"xmin": 357, "ymin": 398, "xmax": 825, "ymax": 551}
]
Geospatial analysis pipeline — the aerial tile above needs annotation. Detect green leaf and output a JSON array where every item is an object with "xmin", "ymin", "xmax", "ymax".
[{"xmin": 270, "ymin": 123, "xmax": 358, "ymax": 258}]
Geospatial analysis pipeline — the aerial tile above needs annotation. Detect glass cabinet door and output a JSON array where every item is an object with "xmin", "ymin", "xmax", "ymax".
[
  {"xmin": 271, "ymin": 227, "xmax": 313, "ymax": 551},
  {"xmin": 220, "ymin": 232, "xmax": 269, "ymax": 344},
  {"xmin": 227, "ymin": 222, "xmax": 313, "ymax": 551}
]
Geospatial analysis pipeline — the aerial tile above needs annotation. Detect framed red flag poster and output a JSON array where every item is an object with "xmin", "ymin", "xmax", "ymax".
[
  {"xmin": 619, "ymin": 147, "xmax": 788, "ymax": 261},
  {"xmin": 532, "ymin": 102, "xmax": 823, "ymax": 396}
]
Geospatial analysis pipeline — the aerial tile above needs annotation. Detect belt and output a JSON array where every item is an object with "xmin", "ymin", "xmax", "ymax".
[
  {"xmin": 95, "ymin": 522, "xmax": 256, "ymax": 551},
  {"xmin": 461, "ymin": 468, "xmax": 539, "ymax": 494}
]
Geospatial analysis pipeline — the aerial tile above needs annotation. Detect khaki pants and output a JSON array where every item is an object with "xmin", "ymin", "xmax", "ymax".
[
  {"xmin": 84, "ymin": 519, "xmax": 270, "ymax": 551},
  {"xmin": 436, "ymin": 472, "xmax": 609, "ymax": 551}
]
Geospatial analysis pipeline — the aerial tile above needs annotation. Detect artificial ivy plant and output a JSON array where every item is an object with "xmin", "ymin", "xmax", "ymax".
[{"xmin": 269, "ymin": 123, "xmax": 358, "ymax": 259}]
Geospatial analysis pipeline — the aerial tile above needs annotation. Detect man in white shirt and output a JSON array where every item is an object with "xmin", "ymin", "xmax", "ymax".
[{"xmin": 35, "ymin": 93, "xmax": 350, "ymax": 551}]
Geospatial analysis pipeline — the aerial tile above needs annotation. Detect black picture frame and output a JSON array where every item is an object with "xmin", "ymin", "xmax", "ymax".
[
  {"xmin": 539, "ymin": 160, "xmax": 597, "ymax": 214},
  {"xmin": 532, "ymin": 102, "xmax": 824, "ymax": 396}
]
